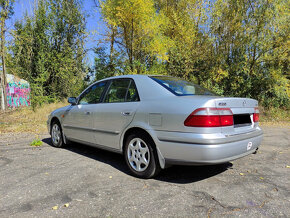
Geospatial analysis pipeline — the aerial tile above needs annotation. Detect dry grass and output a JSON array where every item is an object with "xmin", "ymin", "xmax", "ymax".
[
  {"xmin": 259, "ymin": 107, "xmax": 290, "ymax": 127},
  {"xmin": 0, "ymin": 101, "xmax": 68, "ymax": 134}
]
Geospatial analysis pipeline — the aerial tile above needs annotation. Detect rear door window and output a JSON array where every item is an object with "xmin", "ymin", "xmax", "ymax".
[{"xmin": 104, "ymin": 79, "xmax": 139, "ymax": 103}]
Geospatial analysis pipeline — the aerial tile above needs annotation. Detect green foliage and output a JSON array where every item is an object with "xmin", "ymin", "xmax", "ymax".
[
  {"xmin": 30, "ymin": 138, "xmax": 43, "ymax": 147},
  {"xmin": 205, "ymin": 0, "xmax": 289, "ymax": 108},
  {"xmin": 101, "ymin": 0, "xmax": 172, "ymax": 73},
  {"xmin": 5, "ymin": 0, "xmax": 289, "ymax": 110},
  {"xmin": 0, "ymin": 0, "xmax": 15, "ymax": 19},
  {"xmin": 10, "ymin": 0, "xmax": 87, "ymax": 109},
  {"xmin": 93, "ymin": 0, "xmax": 289, "ymax": 108},
  {"xmin": 93, "ymin": 47, "xmax": 124, "ymax": 80}
]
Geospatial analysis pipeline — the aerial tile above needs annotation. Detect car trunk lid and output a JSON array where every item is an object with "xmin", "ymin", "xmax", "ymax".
[
  {"xmin": 214, "ymin": 97, "xmax": 259, "ymax": 135},
  {"xmin": 179, "ymin": 96, "xmax": 259, "ymax": 135}
]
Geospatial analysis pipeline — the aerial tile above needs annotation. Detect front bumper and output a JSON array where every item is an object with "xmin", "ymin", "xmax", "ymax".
[{"xmin": 156, "ymin": 129, "xmax": 263, "ymax": 165}]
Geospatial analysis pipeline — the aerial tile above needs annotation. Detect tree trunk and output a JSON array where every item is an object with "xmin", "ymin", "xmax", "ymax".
[
  {"xmin": 130, "ymin": 17, "xmax": 134, "ymax": 72},
  {"xmin": 109, "ymin": 25, "xmax": 116, "ymax": 74},
  {"xmin": 0, "ymin": 15, "xmax": 7, "ymax": 110},
  {"xmin": 0, "ymin": 85, "xmax": 4, "ymax": 110}
]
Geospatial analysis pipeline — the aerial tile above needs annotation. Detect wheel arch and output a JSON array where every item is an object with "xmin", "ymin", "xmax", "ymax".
[
  {"xmin": 50, "ymin": 116, "xmax": 68, "ymax": 145},
  {"xmin": 121, "ymin": 126, "xmax": 165, "ymax": 169},
  {"xmin": 50, "ymin": 117, "xmax": 61, "ymax": 134}
]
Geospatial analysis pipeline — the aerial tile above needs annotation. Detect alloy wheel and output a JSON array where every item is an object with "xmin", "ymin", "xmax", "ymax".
[
  {"xmin": 127, "ymin": 138, "xmax": 150, "ymax": 172},
  {"xmin": 52, "ymin": 123, "xmax": 61, "ymax": 145}
]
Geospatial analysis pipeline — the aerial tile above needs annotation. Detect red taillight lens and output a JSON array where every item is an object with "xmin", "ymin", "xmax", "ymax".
[
  {"xmin": 253, "ymin": 107, "xmax": 259, "ymax": 122},
  {"xmin": 184, "ymin": 108, "xmax": 233, "ymax": 127},
  {"xmin": 185, "ymin": 115, "xmax": 221, "ymax": 127},
  {"xmin": 220, "ymin": 115, "xmax": 234, "ymax": 126}
]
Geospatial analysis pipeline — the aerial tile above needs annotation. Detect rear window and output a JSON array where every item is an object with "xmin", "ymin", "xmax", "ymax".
[{"xmin": 150, "ymin": 76, "xmax": 216, "ymax": 96}]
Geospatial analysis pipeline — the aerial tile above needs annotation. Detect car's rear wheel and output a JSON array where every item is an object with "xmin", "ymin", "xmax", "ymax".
[
  {"xmin": 51, "ymin": 121, "xmax": 64, "ymax": 148},
  {"xmin": 124, "ymin": 132, "xmax": 161, "ymax": 178}
]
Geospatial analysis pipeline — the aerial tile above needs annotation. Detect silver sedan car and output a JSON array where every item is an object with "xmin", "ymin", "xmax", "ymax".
[{"xmin": 47, "ymin": 75, "xmax": 263, "ymax": 178}]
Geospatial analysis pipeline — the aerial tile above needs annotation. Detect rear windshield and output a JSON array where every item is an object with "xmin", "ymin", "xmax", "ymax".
[{"xmin": 150, "ymin": 76, "xmax": 216, "ymax": 96}]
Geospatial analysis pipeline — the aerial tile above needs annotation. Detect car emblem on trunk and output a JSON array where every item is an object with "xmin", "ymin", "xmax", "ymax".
[{"xmin": 218, "ymin": 102, "xmax": 226, "ymax": 106}]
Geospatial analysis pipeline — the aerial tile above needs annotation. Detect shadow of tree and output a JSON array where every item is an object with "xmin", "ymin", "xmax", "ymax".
[{"xmin": 42, "ymin": 137, "xmax": 232, "ymax": 184}]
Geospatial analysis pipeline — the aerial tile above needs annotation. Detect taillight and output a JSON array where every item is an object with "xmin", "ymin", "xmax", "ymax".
[
  {"xmin": 253, "ymin": 107, "xmax": 259, "ymax": 122},
  {"xmin": 184, "ymin": 108, "xmax": 233, "ymax": 127}
]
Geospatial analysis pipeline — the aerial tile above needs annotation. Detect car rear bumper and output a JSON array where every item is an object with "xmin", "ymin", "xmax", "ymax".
[{"xmin": 155, "ymin": 128, "xmax": 263, "ymax": 165}]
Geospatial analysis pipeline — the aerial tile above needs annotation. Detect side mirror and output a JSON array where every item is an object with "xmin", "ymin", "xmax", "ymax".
[{"xmin": 68, "ymin": 97, "xmax": 77, "ymax": 105}]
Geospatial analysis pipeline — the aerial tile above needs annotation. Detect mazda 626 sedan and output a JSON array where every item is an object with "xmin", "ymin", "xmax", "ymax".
[{"xmin": 47, "ymin": 75, "xmax": 263, "ymax": 178}]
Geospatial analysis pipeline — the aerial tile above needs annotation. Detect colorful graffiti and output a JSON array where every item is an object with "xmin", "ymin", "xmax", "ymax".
[{"xmin": 6, "ymin": 74, "xmax": 30, "ymax": 108}]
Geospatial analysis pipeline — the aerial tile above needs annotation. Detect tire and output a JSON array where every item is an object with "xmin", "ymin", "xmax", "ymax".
[
  {"xmin": 51, "ymin": 121, "xmax": 65, "ymax": 148},
  {"xmin": 124, "ymin": 132, "xmax": 161, "ymax": 178}
]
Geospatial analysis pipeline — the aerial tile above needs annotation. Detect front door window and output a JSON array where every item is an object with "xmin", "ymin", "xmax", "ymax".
[{"xmin": 79, "ymin": 81, "xmax": 107, "ymax": 105}]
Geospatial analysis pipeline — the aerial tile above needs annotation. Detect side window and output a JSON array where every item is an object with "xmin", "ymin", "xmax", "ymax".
[
  {"xmin": 127, "ymin": 81, "xmax": 139, "ymax": 102},
  {"xmin": 78, "ymin": 81, "xmax": 107, "ymax": 105},
  {"xmin": 104, "ymin": 79, "xmax": 139, "ymax": 103}
]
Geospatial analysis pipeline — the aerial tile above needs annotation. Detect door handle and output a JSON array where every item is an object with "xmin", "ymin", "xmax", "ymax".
[
  {"xmin": 85, "ymin": 111, "xmax": 91, "ymax": 115},
  {"xmin": 121, "ymin": 111, "xmax": 132, "ymax": 116}
]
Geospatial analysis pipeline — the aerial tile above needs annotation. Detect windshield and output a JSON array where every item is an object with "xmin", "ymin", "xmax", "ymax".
[{"xmin": 150, "ymin": 76, "xmax": 216, "ymax": 96}]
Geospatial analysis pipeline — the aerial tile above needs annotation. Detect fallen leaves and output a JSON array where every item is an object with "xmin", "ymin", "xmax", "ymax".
[
  {"xmin": 286, "ymin": 165, "xmax": 290, "ymax": 168},
  {"xmin": 51, "ymin": 203, "xmax": 70, "ymax": 210},
  {"xmin": 238, "ymin": 172, "xmax": 266, "ymax": 181}
]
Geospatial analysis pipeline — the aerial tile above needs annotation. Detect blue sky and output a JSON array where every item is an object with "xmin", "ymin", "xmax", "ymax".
[{"xmin": 8, "ymin": 0, "xmax": 106, "ymax": 65}]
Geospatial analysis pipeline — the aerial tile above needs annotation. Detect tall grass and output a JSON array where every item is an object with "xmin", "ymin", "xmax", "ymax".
[{"xmin": 259, "ymin": 107, "xmax": 290, "ymax": 126}]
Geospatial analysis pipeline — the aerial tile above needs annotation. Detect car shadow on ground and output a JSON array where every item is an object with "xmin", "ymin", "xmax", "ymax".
[{"xmin": 42, "ymin": 137, "xmax": 232, "ymax": 184}]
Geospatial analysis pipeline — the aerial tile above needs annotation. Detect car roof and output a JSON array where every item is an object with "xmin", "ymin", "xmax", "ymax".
[
  {"xmin": 101, "ymin": 74, "xmax": 149, "ymax": 80},
  {"xmin": 88, "ymin": 74, "xmax": 174, "ymax": 100},
  {"xmin": 99, "ymin": 74, "xmax": 173, "ymax": 81}
]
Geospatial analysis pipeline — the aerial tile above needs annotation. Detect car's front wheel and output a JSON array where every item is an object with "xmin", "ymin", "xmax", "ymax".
[
  {"xmin": 51, "ymin": 121, "xmax": 64, "ymax": 148},
  {"xmin": 124, "ymin": 132, "xmax": 161, "ymax": 178}
]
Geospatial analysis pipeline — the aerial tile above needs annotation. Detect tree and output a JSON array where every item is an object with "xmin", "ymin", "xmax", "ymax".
[
  {"xmin": 0, "ymin": 0, "xmax": 14, "ymax": 110},
  {"xmin": 101, "ymin": 0, "xmax": 172, "ymax": 73},
  {"xmin": 11, "ymin": 0, "xmax": 87, "ymax": 108},
  {"xmin": 155, "ymin": 0, "xmax": 211, "ymax": 83},
  {"xmin": 208, "ymin": 0, "xmax": 289, "ymax": 106}
]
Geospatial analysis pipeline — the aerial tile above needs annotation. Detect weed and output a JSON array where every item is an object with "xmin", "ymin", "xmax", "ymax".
[{"xmin": 31, "ymin": 138, "xmax": 43, "ymax": 147}]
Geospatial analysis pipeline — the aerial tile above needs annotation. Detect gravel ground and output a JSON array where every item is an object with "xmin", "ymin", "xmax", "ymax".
[{"xmin": 0, "ymin": 126, "xmax": 289, "ymax": 217}]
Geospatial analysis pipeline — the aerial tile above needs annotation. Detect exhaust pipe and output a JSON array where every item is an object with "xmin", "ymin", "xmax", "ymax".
[{"xmin": 253, "ymin": 148, "xmax": 259, "ymax": 154}]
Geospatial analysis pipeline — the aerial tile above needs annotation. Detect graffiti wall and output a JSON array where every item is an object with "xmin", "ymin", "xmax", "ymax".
[{"xmin": 6, "ymin": 74, "xmax": 30, "ymax": 108}]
